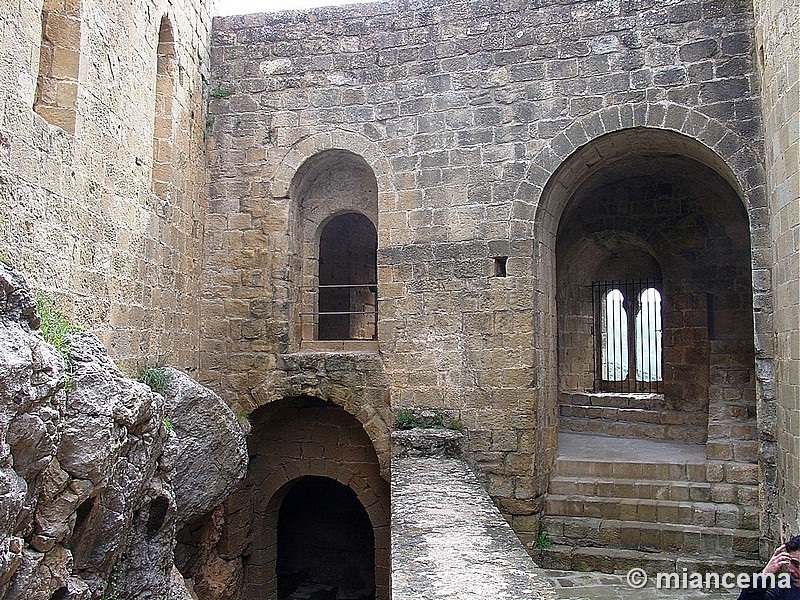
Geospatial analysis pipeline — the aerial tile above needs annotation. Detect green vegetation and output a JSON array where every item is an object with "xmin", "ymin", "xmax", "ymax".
[
  {"xmin": 101, "ymin": 564, "xmax": 120, "ymax": 600},
  {"xmin": 394, "ymin": 409, "xmax": 463, "ymax": 431},
  {"xmin": 34, "ymin": 292, "xmax": 81, "ymax": 370},
  {"xmin": 210, "ymin": 85, "xmax": 231, "ymax": 99},
  {"xmin": 137, "ymin": 365, "xmax": 167, "ymax": 393},
  {"xmin": 161, "ymin": 417, "xmax": 173, "ymax": 433},
  {"xmin": 534, "ymin": 530, "xmax": 553, "ymax": 550}
]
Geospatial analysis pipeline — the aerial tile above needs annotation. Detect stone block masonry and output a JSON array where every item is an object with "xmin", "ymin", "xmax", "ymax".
[
  {"xmin": 753, "ymin": 0, "xmax": 800, "ymax": 550},
  {"xmin": 0, "ymin": 0, "xmax": 797, "ymax": 592},
  {"xmin": 205, "ymin": 0, "xmax": 771, "ymax": 532},
  {"xmin": 0, "ymin": 0, "xmax": 214, "ymax": 373}
]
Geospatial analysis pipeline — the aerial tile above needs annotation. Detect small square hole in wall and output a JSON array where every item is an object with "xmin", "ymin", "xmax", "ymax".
[{"xmin": 493, "ymin": 256, "xmax": 508, "ymax": 277}]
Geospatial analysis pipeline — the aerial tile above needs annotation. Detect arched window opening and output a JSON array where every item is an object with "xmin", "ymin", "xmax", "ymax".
[
  {"xmin": 635, "ymin": 287, "xmax": 662, "ymax": 382},
  {"xmin": 151, "ymin": 17, "xmax": 175, "ymax": 201},
  {"xmin": 601, "ymin": 289, "xmax": 628, "ymax": 381},
  {"xmin": 277, "ymin": 476, "xmax": 376, "ymax": 600},
  {"xmin": 34, "ymin": 0, "xmax": 81, "ymax": 133},
  {"xmin": 594, "ymin": 279, "xmax": 662, "ymax": 393},
  {"xmin": 317, "ymin": 212, "xmax": 377, "ymax": 341}
]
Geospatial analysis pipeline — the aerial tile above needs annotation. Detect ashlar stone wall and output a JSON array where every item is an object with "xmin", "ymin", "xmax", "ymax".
[
  {"xmin": 205, "ymin": 0, "xmax": 771, "ymax": 538},
  {"xmin": 0, "ymin": 0, "xmax": 213, "ymax": 372},
  {"xmin": 754, "ymin": 0, "xmax": 800, "ymax": 546}
]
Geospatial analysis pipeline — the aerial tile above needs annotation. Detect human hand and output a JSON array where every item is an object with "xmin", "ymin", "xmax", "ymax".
[{"xmin": 764, "ymin": 544, "xmax": 792, "ymax": 574}]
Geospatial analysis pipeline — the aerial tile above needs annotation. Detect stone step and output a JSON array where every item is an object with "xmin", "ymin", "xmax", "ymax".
[
  {"xmin": 560, "ymin": 392, "xmax": 667, "ymax": 411},
  {"xmin": 559, "ymin": 404, "xmax": 698, "ymax": 425},
  {"xmin": 553, "ymin": 457, "xmax": 707, "ymax": 481},
  {"xmin": 558, "ymin": 412, "xmax": 707, "ymax": 443},
  {"xmin": 541, "ymin": 516, "xmax": 760, "ymax": 558},
  {"xmin": 548, "ymin": 475, "xmax": 712, "ymax": 501},
  {"xmin": 545, "ymin": 495, "xmax": 759, "ymax": 530},
  {"xmin": 527, "ymin": 543, "xmax": 762, "ymax": 576}
]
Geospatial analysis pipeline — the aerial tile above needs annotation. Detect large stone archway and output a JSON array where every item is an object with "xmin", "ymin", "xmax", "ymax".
[
  {"xmin": 533, "ymin": 127, "xmax": 763, "ymax": 572},
  {"xmin": 555, "ymin": 146, "xmax": 755, "ymax": 451}
]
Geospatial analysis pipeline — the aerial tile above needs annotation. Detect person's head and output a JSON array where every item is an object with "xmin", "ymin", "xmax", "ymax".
[
  {"xmin": 786, "ymin": 535, "xmax": 800, "ymax": 553},
  {"xmin": 785, "ymin": 535, "xmax": 800, "ymax": 585}
]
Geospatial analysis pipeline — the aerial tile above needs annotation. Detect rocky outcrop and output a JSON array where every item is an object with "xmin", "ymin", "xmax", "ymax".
[
  {"xmin": 0, "ymin": 263, "xmax": 247, "ymax": 599},
  {"xmin": 161, "ymin": 368, "xmax": 247, "ymax": 525}
]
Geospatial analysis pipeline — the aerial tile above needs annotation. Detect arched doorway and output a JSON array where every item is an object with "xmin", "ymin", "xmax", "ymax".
[
  {"xmin": 535, "ymin": 128, "xmax": 760, "ymax": 571},
  {"xmin": 277, "ymin": 476, "xmax": 375, "ymax": 599},
  {"xmin": 555, "ymin": 149, "xmax": 755, "ymax": 445},
  {"xmin": 205, "ymin": 396, "xmax": 391, "ymax": 599}
]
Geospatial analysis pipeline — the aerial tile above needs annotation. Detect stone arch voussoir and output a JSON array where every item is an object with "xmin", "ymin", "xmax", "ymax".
[
  {"xmin": 523, "ymin": 102, "xmax": 766, "ymax": 219},
  {"xmin": 264, "ymin": 462, "xmax": 389, "ymax": 531},
  {"xmin": 271, "ymin": 130, "xmax": 396, "ymax": 203},
  {"xmin": 251, "ymin": 370, "xmax": 392, "ymax": 480}
]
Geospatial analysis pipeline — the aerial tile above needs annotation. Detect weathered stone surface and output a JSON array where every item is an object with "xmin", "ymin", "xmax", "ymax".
[
  {"xmin": 392, "ymin": 429, "xmax": 464, "ymax": 459},
  {"xmin": 0, "ymin": 265, "xmax": 240, "ymax": 599},
  {"xmin": 160, "ymin": 367, "xmax": 247, "ymax": 524},
  {"xmin": 392, "ymin": 453, "xmax": 555, "ymax": 600}
]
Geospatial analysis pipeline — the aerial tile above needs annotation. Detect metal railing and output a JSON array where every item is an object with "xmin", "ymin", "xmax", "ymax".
[
  {"xmin": 300, "ymin": 283, "xmax": 378, "ymax": 341},
  {"xmin": 592, "ymin": 278, "xmax": 663, "ymax": 393}
]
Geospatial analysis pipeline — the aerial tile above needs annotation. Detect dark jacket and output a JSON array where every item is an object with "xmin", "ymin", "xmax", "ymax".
[{"xmin": 738, "ymin": 574, "xmax": 800, "ymax": 600}]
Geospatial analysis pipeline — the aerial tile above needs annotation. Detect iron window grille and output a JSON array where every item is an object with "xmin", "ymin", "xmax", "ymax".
[{"xmin": 592, "ymin": 278, "xmax": 663, "ymax": 393}]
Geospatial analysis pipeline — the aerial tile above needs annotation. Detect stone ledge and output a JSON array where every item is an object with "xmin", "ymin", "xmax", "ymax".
[{"xmin": 299, "ymin": 340, "xmax": 379, "ymax": 352}]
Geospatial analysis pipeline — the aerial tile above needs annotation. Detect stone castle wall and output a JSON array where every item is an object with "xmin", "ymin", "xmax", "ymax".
[
  {"xmin": 2, "ymin": 0, "xmax": 797, "ymax": 584},
  {"xmin": 205, "ymin": 0, "xmax": 770, "ymax": 535},
  {"xmin": 0, "ymin": 0, "xmax": 213, "ymax": 373},
  {"xmin": 754, "ymin": 0, "xmax": 800, "ymax": 544}
]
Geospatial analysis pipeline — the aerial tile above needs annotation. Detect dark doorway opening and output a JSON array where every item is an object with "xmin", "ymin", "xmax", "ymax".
[
  {"xmin": 277, "ymin": 476, "xmax": 376, "ymax": 600},
  {"xmin": 318, "ymin": 212, "xmax": 377, "ymax": 341}
]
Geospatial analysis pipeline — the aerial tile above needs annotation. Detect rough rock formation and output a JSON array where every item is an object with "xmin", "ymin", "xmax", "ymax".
[
  {"xmin": 0, "ymin": 263, "xmax": 247, "ymax": 599},
  {"xmin": 161, "ymin": 367, "xmax": 248, "ymax": 525}
]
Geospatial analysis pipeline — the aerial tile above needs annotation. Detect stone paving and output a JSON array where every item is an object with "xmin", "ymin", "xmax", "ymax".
[{"xmin": 541, "ymin": 568, "xmax": 739, "ymax": 599}]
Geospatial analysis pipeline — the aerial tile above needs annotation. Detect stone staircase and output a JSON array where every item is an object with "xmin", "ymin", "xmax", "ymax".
[
  {"xmin": 558, "ymin": 392, "xmax": 708, "ymax": 444},
  {"xmin": 534, "ymin": 432, "xmax": 762, "ymax": 574}
]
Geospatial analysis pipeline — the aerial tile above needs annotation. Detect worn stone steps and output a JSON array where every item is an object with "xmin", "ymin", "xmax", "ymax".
[
  {"xmin": 559, "ymin": 405, "xmax": 701, "ymax": 426},
  {"xmin": 559, "ymin": 406, "xmax": 706, "ymax": 443},
  {"xmin": 548, "ymin": 475, "xmax": 712, "ymax": 501},
  {"xmin": 540, "ymin": 516, "xmax": 760, "ymax": 557},
  {"xmin": 530, "ymin": 544, "xmax": 763, "ymax": 576},
  {"xmin": 560, "ymin": 392, "xmax": 668, "ymax": 411},
  {"xmin": 554, "ymin": 457, "xmax": 708, "ymax": 481},
  {"xmin": 545, "ymin": 495, "xmax": 758, "ymax": 530},
  {"xmin": 537, "ymin": 433, "xmax": 761, "ymax": 577},
  {"xmin": 558, "ymin": 393, "xmax": 707, "ymax": 442}
]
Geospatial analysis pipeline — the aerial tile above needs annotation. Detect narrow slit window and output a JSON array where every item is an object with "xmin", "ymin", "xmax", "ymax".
[
  {"xmin": 34, "ymin": 0, "xmax": 81, "ymax": 133},
  {"xmin": 493, "ymin": 257, "xmax": 508, "ymax": 277},
  {"xmin": 152, "ymin": 17, "xmax": 176, "ymax": 201}
]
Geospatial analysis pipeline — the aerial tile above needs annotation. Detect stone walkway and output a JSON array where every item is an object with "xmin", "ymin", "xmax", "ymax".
[
  {"xmin": 542, "ymin": 568, "xmax": 739, "ymax": 599},
  {"xmin": 391, "ymin": 429, "xmax": 750, "ymax": 600},
  {"xmin": 392, "ymin": 454, "xmax": 555, "ymax": 600}
]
